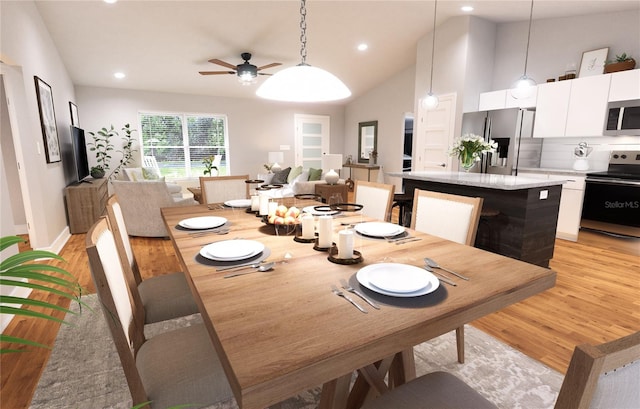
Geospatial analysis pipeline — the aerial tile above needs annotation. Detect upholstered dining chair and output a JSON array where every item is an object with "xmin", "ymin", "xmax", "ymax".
[
  {"xmin": 354, "ymin": 180, "xmax": 395, "ymax": 222},
  {"xmin": 361, "ymin": 331, "xmax": 640, "ymax": 409},
  {"xmin": 86, "ymin": 217, "xmax": 233, "ymax": 409},
  {"xmin": 199, "ymin": 174, "xmax": 250, "ymax": 205},
  {"xmin": 105, "ymin": 194, "xmax": 199, "ymax": 324},
  {"xmin": 410, "ymin": 189, "xmax": 484, "ymax": 364}
]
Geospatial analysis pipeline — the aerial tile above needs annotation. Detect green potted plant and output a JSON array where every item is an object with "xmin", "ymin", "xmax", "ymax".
[
  {"xmin": 202, "ymin": 155, "xmax": 219, "ymax": 176},
  {"xmin": 110, "ymin": 124, "xmax": 138, "ymax": 179},
  {"xmin": 87, "ymin": 125, "xmax": 116, "ymax": 178},
  {"xmin": 604, "ymin": 53, "xmax": 636, "ymax": 73}
]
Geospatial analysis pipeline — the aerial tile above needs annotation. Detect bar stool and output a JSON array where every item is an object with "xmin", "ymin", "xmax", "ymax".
[{"xmin": 391, "ymin": 193, "xmax": 413, "ymax": 226}]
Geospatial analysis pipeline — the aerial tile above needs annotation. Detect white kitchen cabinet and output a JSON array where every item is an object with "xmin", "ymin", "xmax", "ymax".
[
  {"xmin": 565, "ymin": 75, "xmax": 611, "ymax": 137},
  {"xmin": 533, "ymin": 81, "xmax": 571, "ymax": 138},
  {"xmin": 478, "ymin": 90, "xmax": 506, "ymax": 111},
  {"xmin": 609, "ymin": 69, "xmax": 640, "ymax": 101}
]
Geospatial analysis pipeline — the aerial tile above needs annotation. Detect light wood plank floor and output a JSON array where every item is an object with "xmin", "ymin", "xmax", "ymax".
[{"xmin": 1, "ymin": 221, "xmax": 638, "ymax": 409}]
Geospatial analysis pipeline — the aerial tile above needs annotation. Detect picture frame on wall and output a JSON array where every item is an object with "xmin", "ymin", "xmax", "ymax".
[
  {"xmin": 69, "ymin": 101, "xmax": 79, "ymax": 127},
  {"xmin": 34, "ymin": 76, "xmax": 61, "ymax": 163},
  {"xmin": 578, "ymin": 47, "xmax": 609, "ymax": 78}
]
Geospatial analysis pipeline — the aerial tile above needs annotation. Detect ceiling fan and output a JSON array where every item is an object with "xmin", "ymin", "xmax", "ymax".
[{"xmin": 199, "ymin": 52, "xmax": 282, "ymax": 85}]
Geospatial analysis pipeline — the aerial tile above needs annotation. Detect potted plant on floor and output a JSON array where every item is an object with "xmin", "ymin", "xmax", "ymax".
[{"xmin": 604, "ymin": 53, "xmax": 636, "ymax": 73}]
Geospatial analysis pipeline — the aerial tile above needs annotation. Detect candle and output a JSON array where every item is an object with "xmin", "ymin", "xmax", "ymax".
[
  {"xmin": 268, "ymin": 201, "xmax": 278, "ymax": 217},
  {"xmin": 317, "ymin": 215, "xmax": 332, "ymax": 248},
  {"xmin": 259, "ymin": 195, "xmax": 269, "ymax": 216},
  {"xmin": 301, "ymin": 214, "xmax": 314, "ymax": 239},
  {"xmin": 338, "ymin": 229, "xmax": 354, "ymax": 259},
  {"xmin": 251, "ymin": 195, "xmax": 260, "ymax": 211}
]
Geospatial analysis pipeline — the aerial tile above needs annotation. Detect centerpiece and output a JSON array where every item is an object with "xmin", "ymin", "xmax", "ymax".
[{"xmin": 449, "ymin": 133, "xmax": 497, "ymax": 172}]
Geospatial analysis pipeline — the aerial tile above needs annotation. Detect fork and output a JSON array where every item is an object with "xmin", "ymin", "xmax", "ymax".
[
  {"xmin": 386, "ymin": 234, "xmax": 413, "ymax": 243},
  {"xmin": 331, "ymin": 285, "xmax": 367, "ymax": 313},
  {"xmin": 340, "ymin": 278, "xmax": 380, "ymax": 309}
]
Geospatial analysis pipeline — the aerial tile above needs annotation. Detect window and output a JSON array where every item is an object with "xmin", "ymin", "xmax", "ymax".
[{"xmin": 139, "ymin": 112, "xmax": 229, "ymax": 178}]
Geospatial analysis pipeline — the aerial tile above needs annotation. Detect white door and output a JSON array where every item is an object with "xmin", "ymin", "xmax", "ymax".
[
  {"xmin": 294, "ymin": 114, "xmax": 330, "ymax": 169},
  {"xmin": 413, "ymin": 93, "xmax": 456, "ymax": 171}
]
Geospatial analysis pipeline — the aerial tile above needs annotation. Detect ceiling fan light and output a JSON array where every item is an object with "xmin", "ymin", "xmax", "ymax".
[
  {"xmin": 256, "ymin": 64, "xmax": 351, "ymax": 102},
  {"xmin": 422, "ymin": 92, "xmax": 439, "ymax": 109},
  {"xmin": 510, "ymin": 74, "xmax": 537, "ymax": 99}
]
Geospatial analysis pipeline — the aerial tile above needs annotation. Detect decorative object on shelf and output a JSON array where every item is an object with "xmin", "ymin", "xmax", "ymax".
[
  {"xmin": 510, "ymin": 0, "xmax": 537, "ymax": 99},
  {"xmin": 322, "ymin": 153, "xmax": 343, "ymax": 184},
  {"xmin": 604, "ymin": 53, "xmax": 636, "ymax": 73},
  {"xmin": 268, "ymin": 151, "xmax": 284, "ymax": 173},
  {"xmin": 422, "ymin": 0, "xmax": 439, "ymax": 108},
  {"xmin": 578, "ymin": 47, "xmax": 609, "ymax": 77},
  {"xmin": 34, "ymin": 76, "xmax": 61, "ymax": 163},
  {"xmin": 573, "ymin": 141, "xmax": 593, "ymax": 171},
  {"xmin": 369, "ymin": 150, "xmax": 378, "ymax": 165},
  {"xmin": 449, "ymin": 133, "xmax": 497, "ymax": 172},
  {"xmin": 90, "ymin": 166, "xmax": 106, "ymax": 179},
  {"xmin": 256, "ymin": 0, "xmax": 350, "ymax": 102}
]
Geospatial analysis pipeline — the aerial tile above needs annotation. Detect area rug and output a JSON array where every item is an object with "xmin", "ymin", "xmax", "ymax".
[{"xmin": 31, "ymin": 294, "xmax": 563, "ymax": 409}]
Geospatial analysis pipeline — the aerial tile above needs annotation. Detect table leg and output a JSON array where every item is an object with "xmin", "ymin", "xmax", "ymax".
[
  {"xmin": 388, "ymin": 348, "xmax": 416, "ymax": 388},
  {"xmin": 320, "ymin": 373, "xmax": 351, "ymax": 409}
]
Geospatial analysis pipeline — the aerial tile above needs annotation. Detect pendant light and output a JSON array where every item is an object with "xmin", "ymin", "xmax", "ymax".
[
  {"xmin": 256, "ymin": 0, "xmax": 351, "ymax": 102},
  {"xmin": 511, "ymin": 0, "xmax": 536, "ymax": 99},
  {"xmin": 422, "ymin": 0, "xmax": 439, "ymax": 109}
]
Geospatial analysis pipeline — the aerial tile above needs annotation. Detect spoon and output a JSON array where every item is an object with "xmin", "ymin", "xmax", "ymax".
[
  {"xmin": 424, "ymin": 258, "xmax": 469, "ymax": 280},
  {"xmin": 223, "ymin": 262, "xmax": 275, "ymax": 278}
]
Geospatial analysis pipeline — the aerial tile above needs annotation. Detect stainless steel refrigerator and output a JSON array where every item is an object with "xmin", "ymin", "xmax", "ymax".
[{"xmin": 461, "ymin": 108, "xmax": 541, "ymax": 175}]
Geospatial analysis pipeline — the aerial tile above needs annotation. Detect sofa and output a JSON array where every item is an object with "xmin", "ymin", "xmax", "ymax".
[
  {"xmin": 257, "ymin": 166, "xmax": 344, "ymax": 198},
  {"xmin": 123, "ymin": 167, "xmax": 183, "ymax": 199}
]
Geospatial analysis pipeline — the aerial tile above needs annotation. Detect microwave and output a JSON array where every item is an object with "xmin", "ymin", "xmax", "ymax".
[{"xmin": 604, "ymin": 99, "xmax": 640, "ymax": 136}]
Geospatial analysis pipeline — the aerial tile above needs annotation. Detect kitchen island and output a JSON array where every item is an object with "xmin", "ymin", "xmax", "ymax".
[{"xmin": 388, "ymin": 171, "xmax": 565, "ymax": 267}]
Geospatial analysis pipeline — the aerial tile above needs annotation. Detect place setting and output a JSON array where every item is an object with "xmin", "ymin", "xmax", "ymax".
[
  {"xmin": 195, "ymin": 238, "xmax": 272, "ymax": 269},
  {"xmin": 352, "ymin": 221, "xmax": 421, "ymax": 244},
  {"xmin": 175, "ymin": 215, "xmax": 230, "ymax": 236}
]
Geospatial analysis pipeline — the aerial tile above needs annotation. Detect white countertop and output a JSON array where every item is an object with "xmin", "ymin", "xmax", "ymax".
[
  {"xmin": 387, "ymin": 171, "xmax": 565, "ymax": 190},
  {"xmin": 517, "ymin": 167, "xmax": 597, "ymax": 176}
]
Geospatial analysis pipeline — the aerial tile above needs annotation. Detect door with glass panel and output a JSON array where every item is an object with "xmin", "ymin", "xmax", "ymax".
[{"xmin": 294, "ymin": 114, "xmax": 330, "ymax": 169}]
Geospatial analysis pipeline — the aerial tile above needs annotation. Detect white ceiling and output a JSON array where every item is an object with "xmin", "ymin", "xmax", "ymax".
[{"xmin": 34, "ymin": 0, "xmax": 639, "ymax": 103}]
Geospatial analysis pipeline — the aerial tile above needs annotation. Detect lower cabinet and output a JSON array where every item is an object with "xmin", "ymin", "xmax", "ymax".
[{"xmin": 64, "ymin": 177, "xmax": 108, "ymax": 234}]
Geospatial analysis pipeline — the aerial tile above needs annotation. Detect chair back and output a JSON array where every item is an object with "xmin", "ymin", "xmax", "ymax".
[
  {"xmin": 143, "ymin": 155, "xmax": 161, "ymax": 174},
  {"xmin": 200, "ymin": 174, "xmax": 250, "ymax": 204},
  {"xmin": 354, "ymin": 180, "xmax": 395, "ymax": 221},
  {"xmin": 410, "ymin": 190, "xmax": 483, "ymax": 245},
  {"xmin": 105, "ymin": 194, "xmax": 142, "ymax": 284},
  {"xmin": 555, "ymin": 331, "xmax": 640, "ymax": 409},
  {"xmin": 85, "ymin": 217, "xmax": 149, "ymax": 404}
]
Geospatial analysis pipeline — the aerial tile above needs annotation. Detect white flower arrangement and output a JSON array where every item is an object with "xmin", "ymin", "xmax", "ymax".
[{"xmin": 449, "ymin": 133, "xmax": 497, "ymax": 165}]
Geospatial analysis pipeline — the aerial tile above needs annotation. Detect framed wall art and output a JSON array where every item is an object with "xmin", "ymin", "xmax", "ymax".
[
  {"xmin": 34, "ymin": 76, "xmax": 61, "ymax": 163},
  {"xmin": 578, "ymin": 47, "xmax": 609, "ymax": 78},
  {"xmin": 69, "ymin": 101, "xmax": 79, "ymax": 127}
]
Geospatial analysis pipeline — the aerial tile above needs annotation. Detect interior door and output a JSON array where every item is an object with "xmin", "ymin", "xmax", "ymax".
[
  {"xmin": 294, "ymin": 114, "xmax": 330, "ymax": 169},
  {"xmin": 413, "ymin": 93, "xmax": 456, "ymax": 171}
]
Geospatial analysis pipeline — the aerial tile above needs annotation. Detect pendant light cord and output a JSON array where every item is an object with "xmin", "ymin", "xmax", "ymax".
[
  {"xmin": 523, "ymin": 0, "xmax": 534, "ymax": 76},
  {"xmin": 299, "ymin": 0, "xmax": 307, "ymax": 65},
  {"xmin": 429, "ymin": 0, "xmax": 438, "ymax": 93}
]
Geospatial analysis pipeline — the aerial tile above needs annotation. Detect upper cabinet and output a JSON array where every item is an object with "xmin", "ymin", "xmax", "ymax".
[
  {"xmin": 478, "ymin": 88, "xmax": 537, "ymax": 111},
  {"xmin": 609, "ymin": 69, "xmax": 640, "ymax": 101},
  {"xmin": 533, "ymin": 75, "xmax": 611, "ymax": 138}
]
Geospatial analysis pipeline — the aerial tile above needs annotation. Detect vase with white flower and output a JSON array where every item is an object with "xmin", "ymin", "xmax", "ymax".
[{"xmin": 449, "ymin": 134, "xmax": 497, "ymax": 172}]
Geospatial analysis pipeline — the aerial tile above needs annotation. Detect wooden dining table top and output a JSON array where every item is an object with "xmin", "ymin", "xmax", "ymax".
[{"xmin": 162, "ymin": 198, "xmax": 556, "ymax": 409}]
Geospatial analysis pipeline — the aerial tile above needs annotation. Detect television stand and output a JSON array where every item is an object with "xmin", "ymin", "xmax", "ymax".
[{"xmin": 64, "ymin": 177, "xmax": 108, "ymax": 233}]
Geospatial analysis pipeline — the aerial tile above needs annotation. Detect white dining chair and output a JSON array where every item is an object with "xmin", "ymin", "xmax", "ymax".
[
  {"xmin": 86, "ymin": 217, "xmax": 233, "ymax": 408},
  {"xmin": 354, "ymin": 180, "xmax": 395, "ymax": 222},
  {"xmin": 410, "ymin": 189, "xmax": 483, "ymax": 364},
  {"xmin": 105, "ymin": 194, "xmax": 199, "ymax": 324},
  {"xmin": 199, "ymin": 174, "xmax": 250, "ymax": 204},
  {"xmin": 361, "ymin": 331, "xmax": 640, "ymax": 409}
]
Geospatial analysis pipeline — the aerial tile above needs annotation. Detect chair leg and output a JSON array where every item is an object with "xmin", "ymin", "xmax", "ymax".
[{"xmin": 456, "ymin": 326, "xmax": 465, "ymax": 363}]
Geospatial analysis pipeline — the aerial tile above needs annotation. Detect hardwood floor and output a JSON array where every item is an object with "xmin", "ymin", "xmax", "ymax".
[{"xmin": 1, "ymin": 224, "xmax": 638, "ymax": 409}]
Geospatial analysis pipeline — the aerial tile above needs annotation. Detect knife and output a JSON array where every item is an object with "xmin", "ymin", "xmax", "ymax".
[
  {"xmin": 216, "ymin": 261, "xmax": 266, "ymax": 272},
  {"xmin": 424, "ymin": 266, "xmax": 457, "ymax": 286}
]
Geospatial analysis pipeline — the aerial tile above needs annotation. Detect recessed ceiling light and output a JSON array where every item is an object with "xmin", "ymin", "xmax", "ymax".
[
  {"xmin": 461, "ymin": 6, "xmax": 474, "ymax": 12},
  {"xmin": 357, "ymin": 43, "xmax": 368, "ymax": 51},
  {"xmin": 104, "ymin": 0, "xmax": 118, "ymax": 4},
  {"xmin": 113, "ymin": 72, "xmax": 126, "ymax": 79}
]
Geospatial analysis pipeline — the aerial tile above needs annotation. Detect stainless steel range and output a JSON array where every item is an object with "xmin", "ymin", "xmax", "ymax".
[{"xmin": 581, "ymin": 150, "xmax": 640, "ymax": 237}]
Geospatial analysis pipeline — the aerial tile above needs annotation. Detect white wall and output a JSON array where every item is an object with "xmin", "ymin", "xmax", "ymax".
[{"xmin": 75, "ymin": 86, "xmax": 346, "ymax": 179}]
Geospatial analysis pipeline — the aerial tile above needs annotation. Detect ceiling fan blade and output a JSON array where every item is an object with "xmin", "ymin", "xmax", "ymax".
[
  {"xmin": 257, "ymin": 73, "xmax": 273, "ymax": 76},
  {"xmin": 257, "ymin": 62, "xmax": 282, "ymax": 71},
  {"xmin": 208, "ymin": 58, "xmax": 237, "ymax": 70},
  {"xmin": 199, "ymin": 71, "xmax": 236, "ymax": 75}
]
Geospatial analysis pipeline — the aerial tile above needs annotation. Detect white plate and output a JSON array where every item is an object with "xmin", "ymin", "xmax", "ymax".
[
  {"xmin": 179, "ymin": 216, "xmax": 227, "ymax": 230},
  {"xmin": 224, "ymin": 199, "xmax": 252, "ymax": 208},
  {"xmin": 302, "ymin": 205, "xmax": 339, "ymax": 216},
  {"xmin": 354, "ymin": 222, "xmax": 405, "ymax": 238},
  {"xmin": 356, "ymin": 263, "xmax": 440, "ymax": 297},
  {"xmin": 200, "ymin": 240, "xmax": 265, "ymax": 262}
]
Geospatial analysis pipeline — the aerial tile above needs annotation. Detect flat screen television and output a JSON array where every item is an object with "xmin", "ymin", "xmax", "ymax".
[{"xmin": 70, "ymin": 125, "xmax": 91, "ymax": 183}]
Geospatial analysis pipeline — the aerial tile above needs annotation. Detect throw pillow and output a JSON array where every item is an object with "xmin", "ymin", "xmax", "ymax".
[
  {"xmin": 293, "ymin": 170, "xmax": 310, "ymax": 184},
  {"xmin": 308, "ymin": 168, "xmax": 323, "ymax": 181},
  {"xmin": 257, "ymin": 173, "xmax": 274, "ymax": 184},
  {"xmin": 271, "ymin": 167, "xmax": 291, "ymax": 184},
  {"xmin": 142, "ymin": 167, "xmax": 160, "ymax": 180},
  {"xmin": 287, "ymin": 165, "xmax": 303, "ymax": 184}
]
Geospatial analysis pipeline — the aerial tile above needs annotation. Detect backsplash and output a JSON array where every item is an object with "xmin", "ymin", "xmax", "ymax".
[{"xmin": 538, "ymin": 136, "xmax": 640, "ymax": 171}]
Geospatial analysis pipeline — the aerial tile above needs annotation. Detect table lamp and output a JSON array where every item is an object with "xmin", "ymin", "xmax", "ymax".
[
  {"xmin": 322, "ymin": 154, "xmax": 343, "ymax": 185},
  {"xmin": 268, "ymin": 151, "xmax": 284, "ymax": 173}
]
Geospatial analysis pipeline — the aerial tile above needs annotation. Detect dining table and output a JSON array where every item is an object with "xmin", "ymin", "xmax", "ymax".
[{"xmin": 161, "ymin": 197, "xmax": 556, "ymax": 409}]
